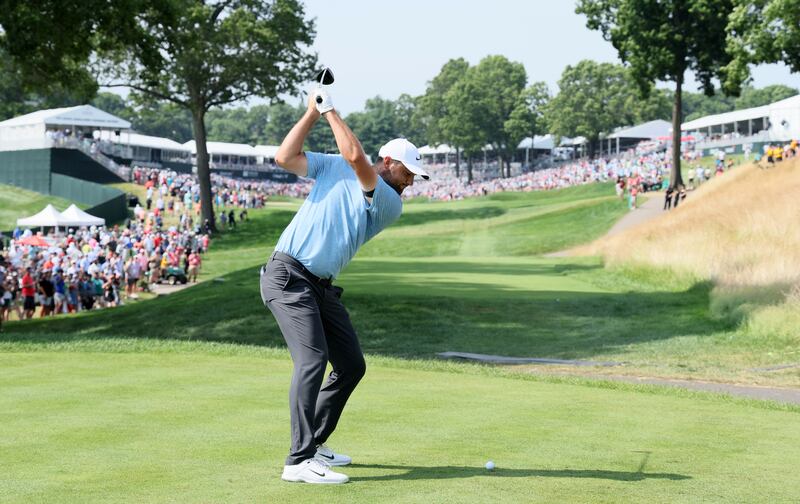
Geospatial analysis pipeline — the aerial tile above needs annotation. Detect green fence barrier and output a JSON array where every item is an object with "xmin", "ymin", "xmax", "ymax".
[
  {"xmin": 0, "ymin": 149, "xmax": 52, "ymax": 193},
  {"xmin": 0, "ymin": 148, "xmax": 128, "ymax": 225}
]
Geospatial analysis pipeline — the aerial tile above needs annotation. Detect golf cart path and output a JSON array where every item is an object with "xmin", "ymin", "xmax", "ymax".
[
  {"xmin": 546, "ymin": 192, "xmax": 665, "ymax": 258},
  {"xmin": 438, "ymin": 352, "xmax": 800, "ymax": 405}
]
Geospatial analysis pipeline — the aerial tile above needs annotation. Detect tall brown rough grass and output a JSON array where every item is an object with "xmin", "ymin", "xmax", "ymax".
[{"xmin": 585, "ymin": 158, "xmax": 800, "ymax": 337}]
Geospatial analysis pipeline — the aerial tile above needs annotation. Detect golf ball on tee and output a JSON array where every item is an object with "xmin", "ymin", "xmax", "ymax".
[{"xmin": 485, "ymin": 460, "xmax": 495, "ymax": 471}]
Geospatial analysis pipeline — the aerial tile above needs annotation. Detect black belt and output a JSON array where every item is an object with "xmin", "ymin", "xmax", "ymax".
[{"xmin": 271, "ymin": 251, "xmax": 333, "ymax": 288}]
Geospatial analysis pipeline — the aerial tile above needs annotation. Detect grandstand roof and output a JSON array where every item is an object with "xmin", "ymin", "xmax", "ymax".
[
  {"xmin": 254, "ymin": 145, "xmax": 280, "ymax": 158},
  {"xmin": 183, "ymin": 141, "xmax": 258, "ymax": 157},
  {"xmin": 0, "ymin": 105, "xmax": 131, "ymax": 130},
  {"xmin": 517, "ymin": 135, "xmax": 555, "ymax": 150},
  {"xmin": 681, "ymin": 94, "xmax": 800, "ymax": 131},
  {"xmin": 608, "ymin": 119, "xmax": 671, "ymax": 140},
  {"xmin": 419, "ymin": 144, "xmax": 454, "ymax": 155},
  {"xmin": 96, "ymin": 130, "xmax": 187, "ymax": 151}
]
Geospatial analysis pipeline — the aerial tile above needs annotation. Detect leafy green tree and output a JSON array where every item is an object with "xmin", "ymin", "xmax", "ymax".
[
  {"xmin": 545, "ymin": 60, "xmax": 641, "ymax": 157},
  {"xmin": 417, "ymin": 58, "xmax": 470, "ymax": 177},
  {"xmin": 725, "ymin": 0, "xmax": 800, "ymax": 94},
  {"xmin": 467, "ymin": 56, "xmax": 528, "ymax": 178},
  {"xmin": 206, "ymin": 108, "xmax": 253, "ymax": 144},
  {"xmin": 2, "ymin": 0, "xmax": 316, "ymax": 230},
  {"xmin": 262, "ymin": 102, "xmax": 301, "ymax": 145},
  {"xmin": 90, "ymin": 92, "xmax": 136, "ymax": 123},
  {"xmin": 394, "ymin": 93, "xmax": 426, "ymax": 147},
  {"xmin": 0, "ymin": 0, "xmax": 117, "ymax": 101},
  {"xmin": 734, "ymin": 84, "xmax": 798, "ymax": 109},
  {"xmin": 578, "ymin": 0, "xmax": 735, "ymax": 189},
  {"xmin": 100, "ymin": 0, "xmax": 317, "ymax": 230},
  {"xmin": 505, "ymin": 82, "xmax": 550, "ymax": 168},
  {"xmin": 680, "ymin": 89, "xmax": 735, "ymax": 121},
  {"xmin": 130, "ymin": 100, "xmax": 194, "ymax": 144},
  {"xmin": 443, "ymin": 74, "xmax": 490, "ymax": 183}
]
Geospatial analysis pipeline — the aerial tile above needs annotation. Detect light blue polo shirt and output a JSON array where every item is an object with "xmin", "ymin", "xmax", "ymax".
[{"xmin": 274, "ymin": 152, "xmax": 403, "ymax": 279}]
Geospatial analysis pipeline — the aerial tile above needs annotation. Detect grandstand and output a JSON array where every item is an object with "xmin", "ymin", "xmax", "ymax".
[
  {"xmin": 0, "ymin": 105, "xmax": 130, "ymax": 224},
  {"xmin": 682, "ymin": 93, "xmax": 800, "ymax": 155},
  {"xmin": 182, "ymin": 140, "xmax": 293, "ymax": 182}
]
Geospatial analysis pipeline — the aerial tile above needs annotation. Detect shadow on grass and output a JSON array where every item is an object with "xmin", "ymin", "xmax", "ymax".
[
  {"xmin": 0, "ymin": 258, "xmax": 730, "ymax": 360},
  {"xmin": 348, "ymin": 464, "xmax": 690, "ymax": 482}
]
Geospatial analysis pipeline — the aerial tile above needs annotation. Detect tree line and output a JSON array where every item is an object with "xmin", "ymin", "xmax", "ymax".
[{"xmin": 1, "ymin": 0, "xmax": 798, "ymax": 224}]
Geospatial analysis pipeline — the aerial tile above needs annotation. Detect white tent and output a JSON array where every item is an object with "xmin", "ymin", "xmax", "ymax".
[
  {"xmin": 16, "ymin": 204, "xmax": 69, "ymax": 227},
  {"xmin": 60, "ymin": 204, "xmax": 105, "ymax": 227}
]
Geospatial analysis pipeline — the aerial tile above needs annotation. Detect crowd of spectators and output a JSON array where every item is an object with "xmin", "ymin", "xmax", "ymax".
[{"xmin": 0, "ymin": 217, "xmax": 210, "ymax": 325}]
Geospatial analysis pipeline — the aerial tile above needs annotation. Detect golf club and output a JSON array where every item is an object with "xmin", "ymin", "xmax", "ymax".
[{"xmin": 315, "ymin": 67, "xmax": 334, "ymax": 104}]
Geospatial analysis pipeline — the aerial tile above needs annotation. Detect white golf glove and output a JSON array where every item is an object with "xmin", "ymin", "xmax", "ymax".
[{"xmin": 313, "ymin": 88, "xmax": 334, "ymax": 115}]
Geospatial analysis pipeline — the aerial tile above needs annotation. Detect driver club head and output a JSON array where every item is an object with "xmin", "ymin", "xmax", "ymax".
[
  {"xmin": 314, "ymin": 68, "xmax": 334, "ymax": 104},
  {"xmin": 315, "ymin": 67, "xmax": 335, "ymax": 86}
]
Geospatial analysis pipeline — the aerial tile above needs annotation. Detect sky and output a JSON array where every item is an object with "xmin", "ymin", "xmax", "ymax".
[
  {"xmin": 295, "ymin": 0, "xmax": 799, "ymax": 114},
  {"xmin": 100, "ymin": 0, "xmax": 799, "ymax": 114}
]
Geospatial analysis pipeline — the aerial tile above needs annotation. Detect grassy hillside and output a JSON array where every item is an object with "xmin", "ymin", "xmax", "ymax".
[
  {"xmin": 7, "ymin": 181, "xmax": 799, "ymax": 386},
  {"xmin": 0, "ymin": 184, "xmax": 87, "ymax": 230},
  {"xmin": 585, "ymin": 158, "xmax": 800, "ymax": 351}
]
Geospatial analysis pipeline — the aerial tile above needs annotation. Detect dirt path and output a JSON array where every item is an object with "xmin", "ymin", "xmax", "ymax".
[
  {"xmin": 546, "ymin": 192, "xmax": 667, "ymax": 258},
  {"xmin": 438, "ymin": 352, "xmax": 800, "ymax": 405},
  {"xmin": 604, "ymin": 192, "xmax": 666, "ymax": 238}
]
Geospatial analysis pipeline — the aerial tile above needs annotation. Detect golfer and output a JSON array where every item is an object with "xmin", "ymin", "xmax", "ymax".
[{"xmin": 263, "ymin": 86, "xmax": 429, "ymax": 484}]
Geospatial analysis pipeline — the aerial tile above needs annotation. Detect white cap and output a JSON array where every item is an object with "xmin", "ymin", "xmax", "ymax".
[{"xmin": 378, "ymin": 138, "xmax": 430, "ymax": 180}]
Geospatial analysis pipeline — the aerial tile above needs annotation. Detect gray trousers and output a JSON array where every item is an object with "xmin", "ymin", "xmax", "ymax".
[{"xmin": 260, "ymin": 251, "xmax": 366, "ymax": 465}]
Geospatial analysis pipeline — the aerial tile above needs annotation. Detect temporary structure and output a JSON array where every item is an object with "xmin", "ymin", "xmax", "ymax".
[
  {"xmin": 16, "ymin": 204, "xmax": 69, "ymax": 228},
  {"xmin": 60, "ymin": 204, "xmax": 105, "ymax": 227}
]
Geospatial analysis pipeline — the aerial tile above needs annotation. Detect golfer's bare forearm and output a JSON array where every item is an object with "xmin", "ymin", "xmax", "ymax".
[
  {"xmin": 325, "ymin": 111, "xmax": 377, "ymax": 191},
  {"xmin": 275, "ymin": 111, "xmax": 318, "ymax": 176}
]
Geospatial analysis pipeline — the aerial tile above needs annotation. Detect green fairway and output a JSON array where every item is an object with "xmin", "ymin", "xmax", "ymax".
[
  {"xmin": 1, "ymin": 342, "xmax": 797, "ymax": 504},
  {"xmin": 0, "ymin": 184, "xmax": 87, "ymax": 230},
  {"xmin": 2, "ymin": 181, "xmax": 799, "ymax": 502}
]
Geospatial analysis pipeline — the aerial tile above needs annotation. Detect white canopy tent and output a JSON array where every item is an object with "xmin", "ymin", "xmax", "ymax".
[
  {"xmin": 60, "ymin": 204, "xmax": 105, "ymax": 227},
  {"xmin": 16, "ymin": 204, "xmax": 69, "ymax": 228}
]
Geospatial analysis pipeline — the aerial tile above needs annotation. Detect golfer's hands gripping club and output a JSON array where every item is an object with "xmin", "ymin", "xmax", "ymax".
[{"xmin": 313, "ymin": 88, "xmax": 334, "ymax": 115}]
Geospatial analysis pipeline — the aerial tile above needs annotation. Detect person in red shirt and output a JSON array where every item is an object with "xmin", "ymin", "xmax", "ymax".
[{"xmin": 21, "ymin": 268, "xmax": 36, "ymax": 319}]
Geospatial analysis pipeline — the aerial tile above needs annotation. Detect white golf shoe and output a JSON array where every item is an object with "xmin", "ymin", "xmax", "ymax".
[
  {"xmin": 314, "ymin": 443, "xmax": 352, "ymax": 466},
  {"xmin": 281, "ymin": 458, "xmax": 349, "ymax": 484}
]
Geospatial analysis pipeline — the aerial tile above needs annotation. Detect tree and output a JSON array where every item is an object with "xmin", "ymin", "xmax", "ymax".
[
  {"xmin": 734, "ymin": 84, "xmax": 798, "ymax": 109},
  {"xmin": 468, "ymin": 56, "xmax": 528, "ymax": 178},
  {"xmin": 0, "ymin": 0, "xmax": 115, "ymax": 102},
  {"xmin": 504, "ymin": 82, "xmax": 550, "ymax": 169},
  {"xmin": 417, "ymin": 58, "xmax": 470, "ymax": 177},
  {"xmin": 90, "ymin": 92, "xmax": 136, "ymax": 122},
  {"xmin": 442, "ymin": 74, "xmax": 489, "ymax": 183},
  {"xmin": 1, "ymin": 0, "xmax": 317, "ymax": 231},
  {"xmin": 394, "ymin": 93, "xmax": 426, "ymax": 148},
  {"xmin": 724, "ymin": 0, "xmax": 800, "ymax": 95},
  {"xmin": 578, "ymin": 0, "xmax": 735, "ymax": 190},
  {"xmin": 545, "ymin": 60, "xmax": 642, "ymax": 157},
  {"xmin": 98, "ymin": 0, "xmax": 316, "ymax": 230}
]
